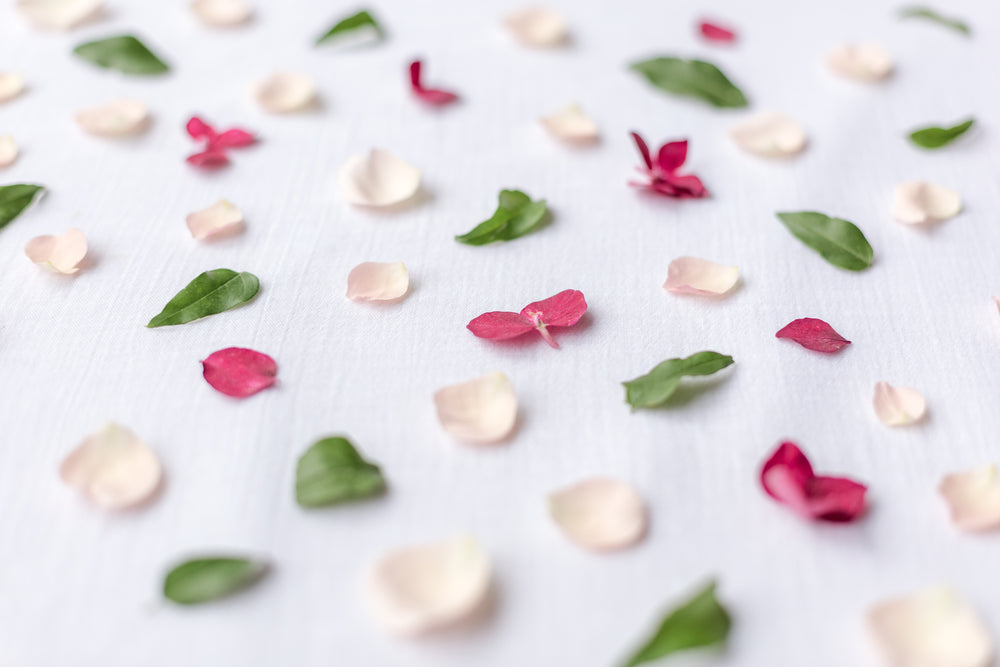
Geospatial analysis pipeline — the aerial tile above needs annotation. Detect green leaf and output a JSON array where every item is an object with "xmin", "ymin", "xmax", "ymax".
[
  {"xmin": 622, "ymin": 581, "xmax": 731, "ymax": 667},
  {"xmin": 455, "ymin": 190, "xmax": 548, "ymax": 245},
  {"xmin": 316, "ymin": 9, "xmax": 384, "ymax": 46},
  {"xmin": 296, "ymin": 436, "xmax": 386, "ymax": 508},
  {"xmin": 0, "ymin": 184, "xmax": 44, "ymax": 231},
  {"xmin": 908, "ymin": 118, "xmax": 975, "ymax": 149},
  {"xmin": 900, "ymin": 6, "xmax": 970, "ymax": 35},
  {"xmin": 776, "ymin": 211, "xmax": 874, "ymax": 271},
  {"xmin": 73, "ymin": 35, "xmax": 169, "ymax": 75},
  {"xmin": 630, "ymin": 57, "xmax": 747, "ymax": 109},
  {"xmin": 163, "ymin": 557, "xmax": 268, "ymax": 605},
  {"xmin": 147, "ymin": 269, "xmax": 260, "ymax": 328},
  {"xmin": 623, "ymin": 352, "xmax": 734, "ymax": 410}
]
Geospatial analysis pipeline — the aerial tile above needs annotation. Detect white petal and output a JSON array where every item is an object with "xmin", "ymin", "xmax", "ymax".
[
  {"xmin": 873, "ymin": 381, "xmax": 926, "ymax": 426},
  {"xmin": 254, "ymin": 71, "xmax": 316, "ymax": 113},
  {"xmin": 190, "ymin": 0, "xmax": 252, "ymax": 26},
  {"xmin": 346, "ymin": 261, "xmax": 409, "ymax": 301},
  {"xmin": 0, "ymin": 72, "xmax": 26, "ymax": 103},
  {"xmin": 505, "ymin": 7, "xmax": 568, "ymax": 46},
  {"xmin": 663, "ymin": 256, "xmax": 739, "ymax": 296},
  {"xmin": 185, "ymin": 200, "xmax": 244, "ymax": 240},
  {"xmin": 16, "ymin": 0, "xmax": 102, "ymax": 30},
  {"xmin": 74, "ymin": 99, "xmax": 149, "ymax": 137},
  {"xmin": 59, "ymin": 423, "xmax": 162, "ymax": 510},
  {"xmin": 0, "ymin": 136, "xmax": 19, "ymax": 168},
  {"xmin": 827, "ymin": 43, "xmax": 893, "ymax": 81},
  {"xmin": 892, "ymin": 182, "xmax": 962, "ymax": 225},
  {"xmin": 366, "ymin": 535, "xmax": 491, "ymax": 636},
  {"xmin": 869, "ymin": 587, "xmax": 993, "ymax": 667},
  {"xmin": 339, "ymin": 149, "xmax": 421, "ymax": 207},
  {"xmin": 549, "ymin": 478, "xmax": 647, "ymax": 551},
  {"xmin": 434, "ymin": 372, "xmax": 517, "ymax": 444},
  {"xmin": 939, "ymin": 465, "xmax": 1000, "ymax": 533},
  {"xmin": 729, "ymin": 112, "xmax": 807, "ymax": 158},
  {"xmin": 25, "ymin": 228, "xmax": 88, "ymax": 274},
  {"xmin": 541, "ymin": 104, "xmax": 599, "ymax": 143}
]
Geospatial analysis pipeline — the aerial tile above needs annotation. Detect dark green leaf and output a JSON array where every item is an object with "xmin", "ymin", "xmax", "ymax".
[
  {"xmin": 316, "ymin": 9, "xmax": 384, "ymax": 46},
  {"xmin": 908, "ymin": 118, "xmax": 975, "ymax": 149},
  {"xmin": 163, "ymin": 557, "xmax": 267, "ymax": 605},
  {"xmin": 622, "ymin": 581, "xmax": 731, "ymax": 667},
  {"xmin": 900, "ymin": 6, "xmax": 970, "ymax": 35},
  {"xmin": 73, "ymin": 35, "xmax": 169, "ymax": 75},
  {"xmin": 776, "ymin": 211, "xmax": 874, "ymax": 271},
  {"xmin": 630, "ymin": 57, "xmax": 747, "ymax": 108},
  {"xmin": 455, "ymin": 190, "xmax": 548, "ymax": 245},
  {"xmin": 147, "ymin": 269, "xmax": 259, "ymax": 328},
  {"xmin": 0, "ymin": 184, "xmax": 44, "ymax": 231},
  {"xmin": 296, "ymin": 436, "xmax": 386, "ymax": 508},
  {"xmin": 623, "ymin": 352, "xmax": 734, "ymax": 410}
]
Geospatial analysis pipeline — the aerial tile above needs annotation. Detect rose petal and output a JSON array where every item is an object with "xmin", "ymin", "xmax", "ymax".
[
  {"xmin": 434, "ymin": 372, "xmax": 517, "ymax": 444},
  {"xmin": 892, "ymin": 182, "xmax": 962, "ymax": 225},
  {"xmin": 504, "ymin": 7, "xmax": 567, "ymax": 46},
  {"xmin": 186, "ymin": 116, "xmax": 216, "ymax": 141},
  {"xmin": 869, "ymin": 587, "xmax": 994, "ymax": 667},
  {"xmin": 466, "ymin": 311, "xmax": 535, "ymax": 341},
  {"xmin": 540, "ymin": 104, "xmax": 599, "ymax": 143},
  {"xmin": 663, "ymin": 257, "xmax": 739, "ymax": 296},
  {"xmin": 657, "ymin": 140, "xmax": 688, "ymax": 173},
  {"xmin": 0, "ymin": 72, "xmax": 26, "ymax": 103},
  {"xmin": 74, "ymin": 99, "xmax": 149, "ymax": 137},
  {"xmin": 59, "ymin": 423, "xmax": 162, "ymax": 510},
  {"xmin": 760, "ymin": 441, "xmax": 867, "ymax": 522},
  {"xmin": 346, "ymin": 261, "xmax": 409, "ymax": 301},
  {"xmin": 0, "ymin": 135, "xmax": 19, "ymax": 168},
  {"xmin": 212, "ymin": 128, "xmax": 255, "ymax": 149},
  {"xmin": 775, "ymin": 317, "xmax": 851, "ymax": 353},
  {"xmin": 25, "ymin": 228, "xmax": 88, "ymax": 274},
  {"xmin": 730, "ymin": 112, "xmax": 807, "ymax": 158},
  {"xmin": 520, "ymin": 289, "xmax": 588, "ymax": 347},
  {"xmin": 873, "ymin": 381, "xmax": 926, "ymax": 426},
  {"xmin": 186, "ymin": 148, "xmax": 229, "ymax": 168},
  {"xmin": 254, "ymin": 71, "xmax": 317, "ymax": 113},
  {"xmin": 202, "ymin": 347, "xmax": 277, "ymax": 398},
  {"xmin": 939, "ymin": 465, "xmax": 1000, "ymax": 533},
  {"xmin": 409, "ymin": 60, "xmax": 459, "ymax": 107},
  {"xmin": 190, "ymin": 0, "xmax": 252, "ymax": 26},
  {"xmin": 338, "ymin": 149, "xmax": 421, "ymax": 207},
  {"xmin": 16, "ymin": 0, "xmax": 102, "ymax": 30},
  {"xmin": 827, "ymin": 43, "xmax": 893, "ymax": 81},
  {"xmin": 185, "ymin": 199, "xmax": 244, "ymax": 240},
  {"xmin": 699, "ymin": 20, "xmax": 736, "ymax": 42},
  {"xmin": 549, "ymin": 477, "xmax": 647, "ymax": 551}
]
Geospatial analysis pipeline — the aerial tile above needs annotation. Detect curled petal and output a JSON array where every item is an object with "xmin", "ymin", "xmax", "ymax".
[
  {"xmin": 827, "ymin": 43, "xmax": 893, "ymax": 81},
  {"xmin": 25, "ymin": 228, "xmax": 88, "ymax": 274},
  {"xmin": 254, "ymin": 71, "xmax": 317, "ymax": 113},
  {"xmin": 59, "ymin": 423, "xmax": 162, "ymax": 510},
  {"xmin": 466, "ymin": 311, "xmax": 534, "ymax": 341},
  {"xmin": 939, "ymin": 465, "xmax": 1000, "ymax": 532},
  {"xmin": 202, "ymin": 347, "xmax": 277, "ymax": 398},
  {"xmin": 186, "ymin": 199, "xmax": 244, "ymax": 240},
  {"xmin": 699, "ymin": 20, "xmax": 736, "ymax": 42},
  {"xmin": 873, "ymin": 381, "xmax": 926, "ymax": 426},
  {"xmin": 346, "ymin": 261, "xmax": 409, "ymax": 302},
  {"xmin": 663, "ymin": 256, "xmax": 739, "ymax": 296},
  {"xmin": 775, "ymin": 318, "xmax": 851, "ymax": 353},
  {"xmin": 540, "ymin": 104, "xmax": 599, "ymax": 143},
  {"xmin": 409, "ymin": 60, "xmax": 459, "ymax": 106},
  {"xmin": 186, "ymin": 148, "xmax": 229, "ymax": 168},
  {"xmin": 74, "ymin": 99, "xmax": 149, "ymax": 137},
  {"xmin": 213, "ymin": 128, "xmax": 255, "ymax": 149},
  {"xmin": 0, "ymin": 135, "xmax": 19, "ymax": 168},
  {"xmin": 504, "ymin": 7, "xmax": 567, "ymax": 47},
  {"xmin": 338, "ymin": 149, "xmax": 421, "ymax": 207},
  {"xmin": 186, "ymin": 116, "xmax": 216, "ymax": 141},
  {"xmin": 190, "ymin": 0, "xmax": 252, "ymax": 26},
  {"xmin": 16, "ymin": 0, "xmax": 102, "ymax": 30},
  {"xmin": 434, "ymin": 372, "xmax": 517, "ymax": 444},
  {"xmin": 760, "ymin": 441, "xmax": 867, "ymax": 522},
  {"xmin": 549, "ymin": 478, "xmax": 647, "ymax": 551},
  {"xmin": 892, "ymin": 181, "xmax": 962, "ymax": 225},
  {"xmin": 0, "ymin": 72, "xmax": 26, "ymax": 103},
  {"xmin": 630, "ymin": 131, "xmax": 654, "ymax": 170},
  {"xmin": 730, "ymin": 112, "xmax": 806, "ymax": 158},
  {"xmin": 657, "ymin": 140, "xmax": 688, "ymax": 173}
]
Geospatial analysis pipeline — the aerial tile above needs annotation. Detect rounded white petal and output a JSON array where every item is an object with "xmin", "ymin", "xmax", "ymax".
[
  {"xmin": 338, "ymin": 149, "xmax": 421, "ymax": 207},
  {"xmin": 254, "ymin": 71, "xmax": 316, "ymax": 113},
  {"xmin": 505, "ymin": 7, "xmax": 567, "ymax": 46},
  {"xmin": 0, "ymin": 72, "xmax": 26, "ymax": 104},
  {"xmin": 869, "ymin": 587, "xmax": 993, "ymax": 667},
  {"xmin": 729, "ymin": 112, "xmax": 806, "ymax": 158},
  {"xmin": 549, "ymin": 477, "xmax": 647, "ymax": 551},
  {"xmin": 74, "ymin": 99, "xmax": 149, "ymax": 138},
  {"xmin": 25, "ymin": 228, "xmax": 88, "ymax": 274},
  {"xmin": 541, "ymin": 104, "xmax": 599, "ymax": 143},
  {"xmin": 185, "ymin": 200, "xmax": 244, "ymax": 240},
  {"xmin": 892, "ymin": 182, "xmax": 962, "ymax": 225},
  {"xmin": 59, "ymin": 423, "xmax": 162, "ymax": 510},
  {"xmin": 434, "ymin": 372, "xmax": 517, "ymax": 444},
  {"xmin": 346, "ymin": 261, "xmax": 409, "ymax": 301},
  {"xmin": 663, "ymin": 256, "xmax": 739, "ymax": 296},
  {"xmin": 873, "ymin": 381, "xmax": 926, "ymax": 426},
  {"xmin": 827, "ymin": 43, "xmax": 893, "ymax": 81},
  {"xmin": 16, "ymin": 0, "xmax": 102, "ymax": 30},
  {"xmin": 0, "ymin": 136, "xmax": 19, "ymax": 168},
  {"xmin": 190, "ymin": 0, "xmax": 252, "ymax": 26},
  {"xmin": 366, "ymin": 535, "xmax": 492, "ymax": 636},
  {"xmin": 939, "ymin": 465, "xmax": 1000, "ymax": 533}
]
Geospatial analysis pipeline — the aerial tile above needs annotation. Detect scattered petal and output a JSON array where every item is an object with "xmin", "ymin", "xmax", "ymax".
[
  {"xmin": 434, "ymin": 372, "xmax": 517, "ymax": 444},
  {"xmin": 775, "ymin": 318, "xmax": 851, "ymax": 353},
  {"xmin": 17, "ymin": 0, "xmax": 102, "ymax": 30},
  {"xmin": 827, "ymin": 43, "xmax": 893, "ymax": 81},
  {"xmin": 0, "ymin": 72, "xmax": 26, "ymax": 103},
  {"xmin": 541, "ymin": 104, "xmax": 599, "ymax": 143},
  {"xmin": 190, "ymin": 0, "xmax": 252, "ymax": 26},
  {"xmin": 185, "ymin": 116, "xmax": 255, "ymax": 168},
  {"xmin": 185, "ymin": 199, "xmax": 244, "ymax": 240},
  {"xmin": 254, "ymin": 71, "xmax": 317, "ymax": 113},
  {"xmin": 663, "ymin": 256, "xmax": 738, "ymax": 296},
  {"xmin": 549, "ymin": 478, "xmax": 647, "ymax": 551},
  {"xmin": 0, "ymin": 136, "xmax": 19, "ymax": 168},
  {"xmin": 939, "ymin": 465, "xmax": 1000, "ymax": 533},
  {"xmin": 892, "ymin": 181, "xmax": 961, "ymax": 224},
  {"xmin": 59, "ymin": 422, "xmax": 162, "ymax": 510},
  {"xmin": 467, "ymin": 289, "xmax": 587, "ymax": 348},
  {"xmin": 74, "ymin": 99, "xmax": 149, "ymax": 137},
  {"xmin": 698, "ymin": 20, "xmax": 736, "ymax": 42},
  {"xmin": 760, "ymin": 441, "xmax": 867, "ymax": 522},
  {"xmin": 24, "ymin": 227, "xmax": 87, "ymax": 274},
  {"xmin": 505, "ymin": 7, "xmax": 567, "ymax": 46},
  {"xmin": 873, "ymin": 381, "xmax": 926, "ymax": 426},
  {"xmin": 629, "ymin": 132, "xmax": 709, "ymax": 199},
  {"xmin": 346, "ymin": 261, "xmax": 409, "ymax": 301},
  {"xmin": 730, "ymin": 112, "xmax": 806, "ymax": 158},
  {"xmin": 338, "ymin": 149, "xmax": 421, "ymax": 207},
  {"xmin": 201, "ymin": 347, "xmax": 277, "ymax": 398},
  {"xmin": 409, "ymin": 60, "xmax": 459, "ymax": 106}
]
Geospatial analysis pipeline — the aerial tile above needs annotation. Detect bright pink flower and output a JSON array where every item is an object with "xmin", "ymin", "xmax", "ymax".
[
  {"xmin": 185, "ymin": 116, "xmax": 256, "ymax": 168},
  {"xmin": 760, "ymin": 441, "xmax": 867, "ymax": 523},
  {"xmin": 409, "ymin": 60, "xmax": 459, "ymax": 106},
  {"xmin": 629, "ymin": 132, "xmax": 709, "ymax": 199},
  {"xmin": 776, "ymin": 318, "xmax": 851, "ymax": 353},
  {"xmin": 467, "ymin": 289, "xmax": 587, "ymax": 349},
  {"xmin": 699, "ymin": 20, "xmax": 737, "ymax": 43},
  {"xmin": 202, "ymin": 347, "xmax": 277, "ymax": 398}
]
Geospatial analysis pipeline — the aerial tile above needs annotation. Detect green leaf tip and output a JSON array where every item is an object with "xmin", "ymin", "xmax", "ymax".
[
  {"xmin": 630, "ymin": 57, "xmax": 747, "ymax": 109},
  {"xmin": 908, "ymin": 117, "xmax": 975, "ymax": 149},
  {"xmin": 316, "ymin": 9, "xmax": 385, "ymax": 46},
  {"xmin": 776, "ymin": 211, "xmax": 873, "ymax": 271},
  {"xmin": 623, "ymin": 351, "xmax": 734, "ymax": 410},
  {"xmin": 0, "ymin": 184, "xmax": 45, "ymax": 231},
  {"xmin": 73, "ymin": 35, "xmax": 169, "ymax": 75},
  {"xmin": 899, "ymin": 6, "xmax": 971, "ymax": 36},
  {"xmin": 455, "ymin": 189, "xmax": 549, "ymax": 245}
]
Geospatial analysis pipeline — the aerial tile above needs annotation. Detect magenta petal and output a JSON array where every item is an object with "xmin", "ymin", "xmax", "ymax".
[
  {"xmin": 657, "ymin": 140, "xmax": 688, "ymax": 173},
  {"xmin": 186, "ymin": 116, "xmax": 216, "ymax": 141},
  {"xmin": 202, "ymin": 347, "xmax": 277, "ymax": 398},
  {"xmin": 760, "ymin": 441, "xmax": 867, "ymax": 523},
  {"xmin": 699, "ymin": 20, "xmax": 737, "ymax": 43},
  {"xmin": 467, "ymin": 311, "xmax": 535, "ymax": 340},
  {"xmin": 776, "ymin": 318, "xmax": 851, "ymax": 354},
  {"xmin": 409, "ymin": 59, "xmax": 459, "ymax": 106},
  {"xmin": 520, "ymin": 289, "xmax": 587, "ymax": 328},
  {"xmin": 186, "ymin": 148, "xmax": 230, "ymax": 168},
  {"xmin": 630, "ymin": 131, "xmax": 654, "ymax": 170},
  {"xmin": 661, "ymin": 173, "xmax": 708, "ymax": 198},
  {"xmin": 213, "ymin": 128, "xmax": 255, "ymax": 149}
]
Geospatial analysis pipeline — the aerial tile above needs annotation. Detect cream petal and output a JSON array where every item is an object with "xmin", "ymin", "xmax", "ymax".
[
  {"xmin": 505, "ymin": 7, "xmax": 567, "ymax": 46},
  {"xmin": 185, "ymin": 200, "xmax": 244, "ymax": 240},
  {"xmin": 0, "ymin": 136, "xmax": 19, "ymax": 168},
  {"xmin": 74, "ymin": 99, "xmax": 149, "ymax": 137},
  {"xmin": 663, "ymin": 256, "xmax": 739, "ymax": 296},
  {"xmin": 541, "ymin": 104, "xmax": 599, "ymax": 143},
  {"xmin": 434, "ymin": 372, "xmax": 517, "ymax": 444},
  {"xmin": 254, "ymin": 71, "xmax": 316, "ymax": 113},
  {"xmin": 873, "ymin": 381, "xmax": 926, "ymax": 426},
  {"xmin": 59, "ymin": 423, "xmax": 162, "ymax": 510},
  {"xmin": 25, "ymin": 228, "xmax": 88, "ymax": 274},
  {"xmin": 729, "ymin": 112, "xmax": 806, "ymax": 158},
  {"xmin": 869, "ymin": 587, "xmax": 993, "ymax": 667},
  {"xmin": 338, "ymin": 149, "xmax": 421, "ymax": 207},
  {"xmin": 190, "ymin": 0, "xmax": 252, "ymax": 26},
  {"xmin": 0, "ymin": 72, "xmax": 26, "ymax": 103},
  {"xmin": 549, "ymin": 477, "xmax": 647, "ymax": 551},
  {"xmin": 939, "ymin": 465, "xmax": 1000, "ymax": 533},
  {"xmin": 892, "ymin": 182, "xmax": 962, "ymax": 225},
  {"xmin": 16, "ymin": 0, "xmax": 102, "ymax": 30},
  {"xmin": 346, "ymin": 261, "xmax": 409, "ymax": 302},
  {"xmin": 827, "ymin": 43, "xmax": 893, "ymax": 81},
  {"xmin": 366, "ymin": 535, "xmax": 491, "ymax": 636}
]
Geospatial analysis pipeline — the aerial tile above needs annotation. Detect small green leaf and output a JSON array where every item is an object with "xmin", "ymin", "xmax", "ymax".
[
  {"xmin": 73, "ymin": 35, "xmax": 169, "ymax": 75},
  {"xmin": 163, "ymin": 557, "xmax": 268, "ymax": 605},
  {"xmin": 630, "ymin": 57, "xmax": 747, "ymax": 109},
  {"xmin": 908, "ymin": 118, "xmax": 975, "ymax": 149},
  {"xmin": 296, "ymin": 436, "xmax": 386, "ymax": 508},
  {"xmin": 0, "ymin": 184, "xmax": 45, "ymax": 231},
  {"xmin": 900, "ymin": 6, "xmax": 970, "ymax": 36},
  {"xmin": 623, "ymin": 352, "xmax": 734, "ymax": 410},
  {"xmin": 455, "ymin": 190, "xmax": 548, "ymax": 245},
  {"xmin": 622, "ymin": 581, "xmax": 731, "ymax": 667},
  {"xmin": 147, "ymin": 269, "xmax": 260, "ymax": 328},
  {"xmin": 316, "ymin": 9, "xmax": 384, "ymax": 46},
  {"xmin": 776, "ymin": 211, "xmax": 873, "ymax": 271}
]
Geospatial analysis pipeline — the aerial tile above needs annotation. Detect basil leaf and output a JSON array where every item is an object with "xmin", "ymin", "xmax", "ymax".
[
  {"xmin": 73, "ymin": 35, "xmax": 169, "ymax": 75},
  {"xmin": 147, "ymin": 269, "xmax": 259, "ymax": 328},
  {"xmin": 0, "ymin": 184, "xmax": 44, "ymax": 231},
  {"xmin": 630, "ymin": 57, "xmax": 747, "ymax": 108},
  {"xmin": 163, "ymin": 557, "xmax": 268, "ymax": 605},
  {"xmin": 623, "ymin": 352, "xmax": 734, "ymax": 410},
  {"xmin": 776, "ymin": 211, "xmax": 874, "ymax": 271},
  {"xmin": 316, "ymin": 9, "xmax": 384, "ymax": 46},
  {"xmin": 900, "ymin": 6, "xmax": 970, "ymax": 35},
  {"xmin": 908, "ymin": 118, "xmax": 975, "ymax": 149},
  {"xmin": 455, "ymin": 189, "xmax": 548, "ymax": 245},
  {"xmin": 622, "ymin": 581, "xmax": 731, "ymax": 667},
  {"xmin": 296, "ymin": 436, "xmax": 386, "ymax": 508}
]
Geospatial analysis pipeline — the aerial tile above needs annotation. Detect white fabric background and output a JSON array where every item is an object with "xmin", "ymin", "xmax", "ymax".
[{"xmin": 1, "ymin": 0, "xmax": 999, "ymax": 664}]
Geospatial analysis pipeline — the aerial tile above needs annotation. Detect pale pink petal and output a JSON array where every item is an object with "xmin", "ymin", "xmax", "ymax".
[
  {"xmin": 59, "ymin": 423, "xmax": 162, "ymax": 510},
  {"xmin": 0, "ymin": 73, "xmax": 26, "ymax": 103},
  {"xmin": 939, "ymin": 465, "xmax": 1000, "ymax": 533},
  {"xmin": 74, "ymin": 99, "xmax": 149, "ymax": 137},
  {"xmin": 892, "ymin": 182, "xmax": 962, "ymax": 225},
  {"xmin": 185, "ymin": 199, "xmax": 244, "ymax": 240},
  {"xmin": 433, "ymin": 372, "xmax": 517, "ymax": 444},
  {"xmin": 869, "ymin": 587, "xmax": 993, "ymax": 667},
  {"xmin": 0, "ymin": 136, "xmax": 19, "ymax": 168},
  {"xmin": 663, "ymin": 256, "xmax": 739, "ymax": 296},
  {"xmin": 729, "ymin": 112, "xmax": 806, "ymax": 158},
  {"xmin": 346, "ymin": 261, "xmax": 409, "ymax": 302},
  {"xmin": 16, "ymin": 0, "xmax": 102, "ymax": 30},
  {"xmin": 827, "ymin": 43, "xmax": 893, "ymax": 81},
  {"xmin": 254, "ymin": 71, "xmax": 316, "ymax": 113},
  {"xmin": 549, "ymin": 478, "xmax": 647, "ymax": 551},
  {"xmin": 338, "ymin": 149, "xmax": 421, "ymax": 207},
  {"xmin": 190, "ymin": 0, "xmax": 252, "ymax": 26},
  {"xmin": 541, "ymin": 104, "xmax": 599, "ymax": 143},
  {"xmin": 873, "ymin": 381, "xmax": 926, "ymax": 426},
  {"xmin": 505, "ymin": 7, "xmax": 568, "ymax": 46},
  {"xmin": 25, "ymin": 228, "xmax": 88, "ymax": 274},
  {"xmin": 366, "ymin": 535, "xmax": 491, "ymax": 636}
]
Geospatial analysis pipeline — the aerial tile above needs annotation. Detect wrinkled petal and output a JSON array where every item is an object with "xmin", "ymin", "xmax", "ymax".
[
  {"xmin": 760, "ymin": 441, "xmax": 867, "ymax": 522},
  {"xmin": 434, "ymin": 372, "xmax": 517, "ymax": 444},
  {"xmin": 16, "ymin": 0, "xmax": 102, "ymax": 30},
  {"xmin": 409, "ymin": 60, "xmax": 459, "ymax": 106},
  {"xmin": 892, "ymin": 181, "xmax": 962, "ymax": 225},
  {"xmin": 520, "ymin": 289, "xmax": 587, "ymax": 327},
  {"xmin": 663, "ymin": 256, "xmax": 739, "ymax": 296},
  {"xmin": 185, "ymin": 199, "xmax": 244, "ymax": 240},
  {"xmin": 504, "ymin": 7, "xmax": 567, "ymax": 46},
  {"xmin": 0, "ymin": 135, "xmax": 19, "ymax": 168},
  {"xmin": 730, "ymin": 112, "xmax": 806, "ymax": 158},
  {"xmin": 190, "ymin": 0, "xmax": 252, "ymax": 26},
  {"xmin": 775, "ymin": 317, "xmax": 851, "ymax": 353},
  {"xmin": 202, "ymin": 347, "xmax": 277, "ymax": 398},
  {"xmin": 0, "ymin": 72, "xmax": 26, "ymax": 103},
  {"xmin": 59, "ymin": 423, "xmax": 162, "ymax": 510},
  {"xmin": 346, "ymin": 261, "xmax": 409, "ymax": 301},
  {"xmin": 74, "ymin": 99, "xmax": 149, "ymax": 137},
  {"xmin": 657, "ymin": 140, "xmax": 688, "ymax": 173},
  {"xmin": 25, "ymin": 228, "xmax": 88, "ymax": 274},
  {"xmin": 939, "ymin": 465, "xmax": 1000, "ymax": 533},
  {"xmin": 827, "ymin": 43, "xmax": 893, "ymax": 81},
  {"xmin": 254, "ymin": 71, "xmax": 317, "ymax": 113},
  {"xmin": 339, "ymin": 149, "xmax": 421, "ymax": 207},
  {"xmin": 873, "ymin": 382, "xmax": 926, "ymax": 426},
  {"xmin": 541, "ymin": 104, "xmax": 599, "ymax": 143},
  {"xmin": 699, "ymin": 20, "xmax": 736, "ymax": 42},
  {"xmin": 466, "ymin": 311, "xmax": 534, "ymax": 340},
  {"xmin": 549, "ymin": 478, "xmax": 647, "ymax": 551}
]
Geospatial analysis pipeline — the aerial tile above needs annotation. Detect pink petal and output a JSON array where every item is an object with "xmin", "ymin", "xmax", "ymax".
[
  {"xmin": 0, "ymin": 135, "xmax": 18, "ymax": 168},
  {"xmin": 201, "ymin": 347, "xmax": 277, "ymax": 398},
  {"xmin": 409, "ymin": 60, "xmax": 459, "ymax": 107},
  {"xmin": 254, "ymin": 71, "xmax": 317, "ymax": 113},
  {"xmin": 939, "ymin": 465, "xmax": 1000, "ymax": 533},
  {"xmin": 0, "ymin": 72, "xmax": 25, "ymax": 103},
  {"xmin": 873, "ymin": 382, "xmax": 926, "ymax": 426},
  {"xmin": 212, "ymin": 127, "xmax": 255, "ymax": 149},
  {"xmin": 504, "ymin": 7, "xmax": 568, "ymax": 47},
  {"xmin": 657, "ymin": 140, "xmax": 688, "ymax": 173},
  {"xmin": 185, "ymin": 199, "xmax": 244, "ymax": 240},
  {"xmin": 660, "ymin": 173, "xmax": 708, "ymax": 198},
  {"xmin": 346, "ymin": 261, "xmax": 409, "ymax": 301},
  {"xmin": 338, "ymin": 149, "xmax": 422, "ymax": 207},
  {"xmin": 467, "ymin": 311, "xmax": 534, "ymax": 340},
  {"xmin": 540, "ymin": 104, "xmax": 599, "ymax": 143},
  {"xmin": 17, "ymin": 0, "xmax": 102, "ymax": 31},
  {"xmin": 630, "ymin": 131, "xmax": 653, "ymax": 170},
  {"xmin": 760, "ymin": 441, "xmax": 867, "ymax": 523},
  {"xmin": 60, "ymin": 423, "xmax": 162, "ymax": 510},
  {"xmin": 663, "ymin": 256, "xmax": 739, "ymax": 296},
  {"xmin": 190, "ymin": 0, "xmax": 253, "ymax": 27},
  {"xmin": 186, "ymin": 116, "xmax": 216, "ymax": 141},
  {"xmin": 549, "ymin": 478, "xmax": 648, "ymax": 551},
  {"xmin": 775, "ymin": 318, "xmax": 851, "ymax": 353},
  {"xmin": 186, "ymin": 148, "xmax": 229, "ymax": 168},
  {"xmin": 520, "ymin": 289, "xmax": 587, "ymax": 327},
  {"xmin": 699, "ymin": 20, "xmax": 736, "ymax": 42},
  {"xmin": 434, "ymin": 372, "xmax": 518, "ymax": 444},
  {"xmin": 24, "ymin": 227, "xmax": 88, "ymax": 274}
]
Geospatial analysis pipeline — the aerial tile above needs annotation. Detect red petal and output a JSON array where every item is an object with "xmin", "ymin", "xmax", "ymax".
[
  {"xmin": 699, "ymin": 20, "xmax": 737, "ymax": 43},
  {"xmin": 630, "ymin": 131, "xmax": 654, "ymax": 170},
  {"xmin": 661, "ymin": 173, "xmax": 708, "ymax": 198},
  {"xmin": 776, "ymin": 318, "xmax": 851, "ymax": 354},
  {"xmin": 760, "ymin": 442, "xmax": 867, "ymax": 523},
  {"xmin": 186, "ymin": 148, "xmax": 230, "ymax": 168},
  {"xmin": 409, "ymin": 59, "xmax": 459, "ymax": 106},
  {"xmin": 186, "ymin": 116, "xmax": 216, "ymax": 141},
  {"xmin": 409, "ymin": 60, "xmax": 423, "ymax": 90},
  {"xmin": 520, "ymin": 289, "xmax": 587, "ymax": 328},
  {"xmin": 202, "ymin": 347, "xmax": 277, "ymax": 398},
  {"xmin": 657, "ymin": 140, "xmax": 688, "ymax": 173},
  {"xmin": 467, "ymin": 311, "xmax": 534, "ymax": 340},
  {"xmin": 212, "ymin": 128, "xmax": 255, "ymax": 149}
]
